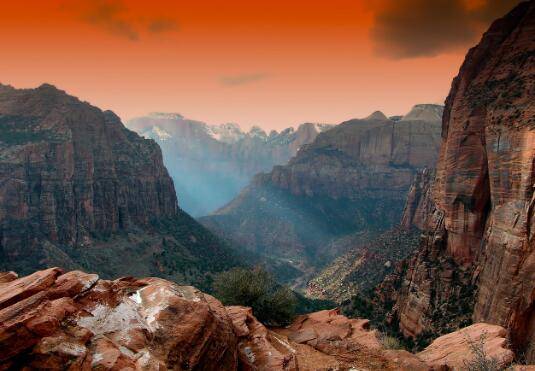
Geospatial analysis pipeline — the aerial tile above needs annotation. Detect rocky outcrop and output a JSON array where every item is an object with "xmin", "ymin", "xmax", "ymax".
[
  {"xmin": 201, "ymin": 105, "xmax": 442, "ymax": 282},
  {"xmin": 0, "ymin": 84, "xmax": 241, "ymax": 287},
  {"xmin": 417, "ymin": 323, "xmax": 514, "ymax": 370},
  {"xmin": 400, "ymin": 168, "xmax": 435, "ymax": 231},
  {"xmin": 0, "ymin": 268, "xmax": 238, "ymax": 369},
  {"xmin": 306, "ymin": 228, "xmax": 420, "ymax": 303},
  {"xmin": 380, "ymin": 0, "xmax": 535, "ymax": 360},
  {"xmin": 127, "ymin": 113, "xmax": 332, "ymax": 216},
  {"xmin": 0, "ymin": 268, "xmax": 520, "ymax": 370},
  {"xmin": 0, "ymin": 83, "xmax": 177, "ymax": 247}
]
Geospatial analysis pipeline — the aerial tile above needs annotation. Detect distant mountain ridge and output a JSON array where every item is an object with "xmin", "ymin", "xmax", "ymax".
[
  {"xmin": 200, "ymin": 104, "xmax": 443, "ymax": 285},
  {"xmin": 127, "ymin": 113, "xmax": 333, "ymax": 216}
]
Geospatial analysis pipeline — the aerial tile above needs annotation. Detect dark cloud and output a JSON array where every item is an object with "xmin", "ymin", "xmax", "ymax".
[
  {"xmin": 148, "ymin": 18, "xmax": 179, "ymax": 33},
  {"xmin": 220, "ymin": 73, "xmax": 270, "ymax": 86},
  {"xmin": 371, "ymin": 0, "xmax": 521, "ymax": 59},
  {"xmin": 65, "ymin": 0, "xmax": 179, "ymax": 41},
  {"xmin": 79, "ymin": 0, "xmax": 139, "ymax": 41}
]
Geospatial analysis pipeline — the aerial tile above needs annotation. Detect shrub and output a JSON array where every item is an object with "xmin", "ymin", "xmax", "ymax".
[
  {"xmin": 213, "ymin": 267, "xmax": 297, "ymax": 326},
  {"xmin": 463, "ymin": 332, "xmax": 501, "ymax": 371},
  {"xmin": 380, "ymin": 333, "xmax": 404, "ymax": 350}
]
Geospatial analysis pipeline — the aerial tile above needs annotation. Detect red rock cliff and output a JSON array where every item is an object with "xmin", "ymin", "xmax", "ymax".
[
  {"xmin": 390, "ymin": 0, "xmax": 535, "ymax": 359},
  {"xmin": 0, "ymin": 84, "xmax": 178, "ymax": 270}
]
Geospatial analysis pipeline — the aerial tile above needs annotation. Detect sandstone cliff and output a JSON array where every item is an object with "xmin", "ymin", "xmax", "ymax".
[
  {"xmin": 201, "ymin": 106, "xmax": 442, "ymax": 282},
  {"xmin": 377, "ymin": 1, "xmax": 535, "ymax": 360},
  {"xmin": 127, "ymin": 113, "xmax": 332, "ymax": 216},
  {"xmin": 0, "ymin": 84, "xmax": 241, "ymax": 289},
  {"xmin": 0, "ymin": 268, "xmax": 517, "ymax": 370}
]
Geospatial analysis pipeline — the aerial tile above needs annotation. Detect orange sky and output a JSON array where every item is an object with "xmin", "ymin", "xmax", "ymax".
[{"xmin": 0, "ymin": 0, "xmax": 515, "ymax": 130}]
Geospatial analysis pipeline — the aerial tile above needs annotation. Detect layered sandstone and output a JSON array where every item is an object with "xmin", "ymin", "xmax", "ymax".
[
  {"xmin": 385, "ymin": 1, "xmax": 535, "ymax": 360},
  {"xmin": 1, "ymin": 268, "xmax": 519, "ymax": 370},
  {"xmin": 0, "ymin": 268, "xmax": 238, "ymax": 369},
  {"xmin": 0, "ymin": 84, "xmax": 240, "ymax": 286}
]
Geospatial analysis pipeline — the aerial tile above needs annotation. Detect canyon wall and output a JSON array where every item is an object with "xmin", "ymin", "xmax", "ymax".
[
  {"xmin": 387, "ymin": 1, "xmax": 535, "ymax": 359},
  {"xmin": 0, "ymin": 84, "xmax": 240, "ymax": 287}
]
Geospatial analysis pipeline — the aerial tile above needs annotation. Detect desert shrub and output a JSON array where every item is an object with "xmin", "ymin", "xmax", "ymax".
[
  {"xmin": 463, "ymin": 332, "xmax": 502, "ymax": 371},
  {"xmin": 380, "ymin": 333, "xmax": 404, "ymax": 350},
  {"xmin": 213, "ymin": 267, "xmax": 297, "ymax": 326}
]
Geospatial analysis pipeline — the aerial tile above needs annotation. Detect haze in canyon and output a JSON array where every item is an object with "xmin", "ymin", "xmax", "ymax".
[{"xmin": 0, "ymin": 1, "xmax": 533, "ymax": 370}]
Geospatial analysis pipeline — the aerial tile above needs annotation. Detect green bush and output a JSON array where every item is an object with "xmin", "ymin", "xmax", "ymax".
[{"xmin": 213, "ymin": 267, "xmax": 297, "ymax": 326}]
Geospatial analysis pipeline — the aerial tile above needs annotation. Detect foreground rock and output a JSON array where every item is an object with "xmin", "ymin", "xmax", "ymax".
[
  {"xmin": 0, "ymin": 268, "xmax": 520, "ymax": 370},
  {"xmin": 0, "ymin": 268, "xmax": 238, "ymax": 369},
  {"xmin": 417, "ymin": 323, "xmax": 514, "ymax": 370}
]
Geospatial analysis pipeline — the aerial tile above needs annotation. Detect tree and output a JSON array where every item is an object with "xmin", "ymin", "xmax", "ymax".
[{"xmin": 213, "ymin": 267, "xmax": 297, "ymax": 326}]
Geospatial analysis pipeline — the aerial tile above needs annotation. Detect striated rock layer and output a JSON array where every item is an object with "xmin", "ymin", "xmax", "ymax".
[
  {"xmin": 0, "ymin": 84, "xmax": 241, "ymax": 287},
  {"xmin": 201, "ymin": 105, "xmax": 442, "ymax": 276},
  {"xmin": 0, "ymin": 268, "xmax": 517, "ymax": 370},
  {"xmin": 382, "ymin": 1, "xmax": 535, "ymax": 360}
]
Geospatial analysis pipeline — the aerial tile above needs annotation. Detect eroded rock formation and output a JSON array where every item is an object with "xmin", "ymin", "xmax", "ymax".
[
  {"xmin": 0, "ymin": 84, "xmax": 241, "ymax": 287},
  {"xmin": 201, "ymin": 105, "xmax": 442, "ymax": 277},
  {"xmin": 0, "ymin": 268, "xmax": 518, "ymax": 370},
  {"xmin": 379, "ymin": 0, "xmax": 535, "ymax": 360}
]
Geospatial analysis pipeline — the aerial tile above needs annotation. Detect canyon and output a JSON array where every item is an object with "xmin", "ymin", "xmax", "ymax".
[
  {"xmin": 0, "ymin": 0, "xmax": 533, "ymax": 368},
  {"xmin": 201, "ymin": 105, "xmax": 443, "ymax": 284},
  {"xmin": 127, "ymin": 113, "xmax": 332, "ymax": 216}
]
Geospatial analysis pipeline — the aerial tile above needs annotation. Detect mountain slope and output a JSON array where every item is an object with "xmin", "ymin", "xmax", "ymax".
[
  {"xmin": 0, "ymin": 83, "xmax": 241, "ymax": 290},
  {"xmin": 201, "ymin": 106, "xmax": 443, "ymax": 279},
  {"xmin": 367, "ymin": 1, "xmax": 535, "ymax": 358},
  {"xmin": 127, "ymin": 113, "xmax": 332, "ymax": 216}
]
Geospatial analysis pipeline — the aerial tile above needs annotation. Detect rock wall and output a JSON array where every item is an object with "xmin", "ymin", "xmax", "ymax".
[
  {"xmin": 0, "ymin": 84, "xmax": 242, "ymax": 286},
  {"xmin": 388, "ymin": 1, "xmax": 535, "ymax": 359},
  {"xmin": 400, "ymin": 168, "xmax": 435, "ymax": 231},
  {"xmin": 0, "ymin": 84, "xmax": 177, "ymax": 253}
]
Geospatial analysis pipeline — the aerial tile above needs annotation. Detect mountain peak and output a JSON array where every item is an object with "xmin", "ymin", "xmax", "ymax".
[
  {"xmin": 401, "ymin": 104, "xmax": 443, "ymax": 122},
  {"xmin": 147, "ymin": 112, "xmax": 184, "ymax": 120},
  {"xmin": 365, "ymin": 111, "xmax": 388, "ymax": 121}
]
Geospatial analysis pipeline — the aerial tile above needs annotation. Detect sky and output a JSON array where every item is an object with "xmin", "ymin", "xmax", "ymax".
[{"xmin": 0, "ymin": 0, "xmax": 520, "ymax": 130}]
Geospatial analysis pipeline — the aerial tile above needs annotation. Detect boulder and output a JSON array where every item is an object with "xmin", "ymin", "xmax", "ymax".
[
  {"xmin": 0, "ymin": 268, "xmax": 238, "ymax": 370},
  {"xmin": 417, "ymin": 323, "xmax": 514, "ymax": 370}
]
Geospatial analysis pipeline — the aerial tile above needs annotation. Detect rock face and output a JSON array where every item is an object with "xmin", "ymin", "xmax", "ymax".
[
  {"xmin": 0, "ymin": 268, "xmax": 238, "ymax": 369},
  {"xmin": 417, "ymin": 323, "xmax": 514, "ymax": 370},
  {"xmin": 380, "ymin": 1, "xmax": 535, "ymax": 360},
  {"xmin": 0, "ymin": 268, "xmax": 518, "ymax": 370},
  {"xmin": 306, "ymin": 228, "xmax": 420, "ymax": 303},
  {"xmin": 0, "ymin": 83, "xmax": 176, "ymax": 251},
  {"xmin": 201, "ymin": 105, "xmax": 442, "ymax": 281},
  {"xmin": 0, "ymin": 84, "xmax": 241, "ymax": 288},
  {"xmin": 127, "ymin": 113, "xmax": 332, "ymax": 216},
  {"xmin": 400, "ymin": 168, "xmax": 435, "ymax": 231}
]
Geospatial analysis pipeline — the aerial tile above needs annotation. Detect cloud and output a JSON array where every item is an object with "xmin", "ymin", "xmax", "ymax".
[
  {"xmin": 220, "ymin": 73, "xmax": 270, "ymax": 86},
  {"xmin": 78, "ymin": 0, "xmax": 139, "ymax": 40},
  {"xmin": 65, "ymin": 0, "xmax": 178, "ymax": 41},
  {"xmin": 148, "ymin": 18, "xmax": 179, "ymax": 33},
  {"xmin": 370, "ymin": 0, "xmax": 521, "ymax": 59}
]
